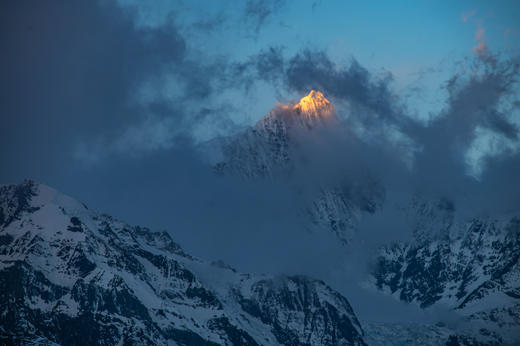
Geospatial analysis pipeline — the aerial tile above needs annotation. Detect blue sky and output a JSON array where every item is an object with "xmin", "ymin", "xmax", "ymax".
[
  {"xmin": 118, "ymin": 0, "xmax": 520, "ymax": 134},
  {"xmin": 2, "ymin": 1, "xmax": 520, "ymax": 302},
  {"xmin": 2, "ymin": 0, "xmax": 520, "ymax": 214},
  {"xmin": 2, "ymin": 0, "xmax": 520, "ymax": 328},
  {"xmin": 127, "ymin": 0, "xmax": 520, "ymax": 61}
]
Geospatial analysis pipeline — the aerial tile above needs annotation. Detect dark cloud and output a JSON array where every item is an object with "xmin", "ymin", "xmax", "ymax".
[
  {"xmin": 227, "ymin": 47, "xmax": 285, "ymax": 94},
  {"xmin": 2, "ymin": 0, "xmax": 520, "ymax": 328},
  {"xmin": 233, "ymin": 47, "xmax": 409, "ymax": 138},
  {"xmin": 232, "ymin": 47, "xmax": 520, "ymax": 214},
  {"xmin": 190, "ymin": 12, "xmax": 227, "ymax": 34},
  {"xmin": 0, "ymin": 0, "xmax": 184, "ymax": 179},
  {"xmin": 485, "ymin": 109, "xmax": 518, "ymax": 140},
  {"xmin": 254, "ymin": 46, "xmax": 286, "ymax": 84},
  {"xmin": 0, "ymin": 0, "xmax": 236, "ymax": 180},
  {"xmin": 243, "ymin": 0, "xmax": 288, "ymax": 36},
  {"xmin": 403, "ymin": 54, "xmax": 520, "ymax": 215},
  {"xmin": 429, "ymin": 55, "xmax": 519, "ymax": 144},
  {"xmin": 286, "ymin": 51, "xmax": 396, "ymax": 112},
  {"xmin": 478, "ymin": 150, "xmax": 520, "ymax": 214}
]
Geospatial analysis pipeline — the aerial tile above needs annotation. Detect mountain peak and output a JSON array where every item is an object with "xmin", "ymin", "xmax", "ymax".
[
  {"xmin": 256, "ymin": 90, "xmax": 336, "ymax": 131},
  {"xmin": 292, "ymin": 90, "xmax": 333, "ymax": 118}
]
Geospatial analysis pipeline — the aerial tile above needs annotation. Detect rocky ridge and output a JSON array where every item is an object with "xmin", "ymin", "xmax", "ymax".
[{"xmin": 0, "ymin": 180, "xmax": 366, "ymax": 345}]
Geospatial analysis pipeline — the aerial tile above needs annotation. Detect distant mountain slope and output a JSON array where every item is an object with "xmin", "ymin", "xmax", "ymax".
[
  {"xmin": 369, "ymin": 198, "xmax": 520, "ymax": 344},
  {"xmin": 206, "ymin": 90, "xmax": 520, "ymax": 344},
  {"xmin": 0, "ymin": 180, "xmax": 366, "ymax": 345},
  {"xmin": 215, "ymin": 91, "xmax": 383, "ymax": 245}
]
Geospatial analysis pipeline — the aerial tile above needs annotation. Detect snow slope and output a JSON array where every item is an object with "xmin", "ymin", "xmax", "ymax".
[
  {"xmin": 370, "ymin": 197, "xmax": 520, "ymax": 344},
  {"xmin": 214, "ymin": 91, "xmax": 383, "ymax": 245},
  {"xmin": 0, "ymin": 180, "xmax": 366, "ymax": 345}
]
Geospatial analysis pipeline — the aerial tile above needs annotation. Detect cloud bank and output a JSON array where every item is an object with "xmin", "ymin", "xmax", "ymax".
[{"xmin": 2, "ymin": 0, "xmax": 520, "ymax": 324}]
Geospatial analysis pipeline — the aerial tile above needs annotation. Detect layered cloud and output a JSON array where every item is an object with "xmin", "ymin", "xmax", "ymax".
[{"xmin": 2, "ymin": 0, "xmax": 520, "ymax": 326}]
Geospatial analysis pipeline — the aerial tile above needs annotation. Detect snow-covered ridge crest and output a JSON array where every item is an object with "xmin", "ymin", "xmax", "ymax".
[
  {"xmin": 292, "ymin": 90, "xmax": 334, "ymax": 117},
  {"xmin": 0, "ymin": 180, "xmax": 366, "ymax": 345},
  {"xmin": 256, "ymin": 90, "xmax": 337, "ymax": 132},
  {"xmin": 369, "ymin": 196, "xmax": 520, "ymax": 344},
  {"xmin": 214, "ymin": 91, "xmax": 383, "ymax": 245}
]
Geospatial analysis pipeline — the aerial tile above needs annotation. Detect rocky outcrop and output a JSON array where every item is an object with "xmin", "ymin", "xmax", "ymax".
[{"xmin": 0, "ymin": 181, "xmax": 366, "ymax": 345}]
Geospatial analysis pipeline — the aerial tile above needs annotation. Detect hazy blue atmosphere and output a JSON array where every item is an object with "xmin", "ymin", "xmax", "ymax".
[{"xmin": 2, "ymin": 0, "xmax": 520, "ymax": 330}]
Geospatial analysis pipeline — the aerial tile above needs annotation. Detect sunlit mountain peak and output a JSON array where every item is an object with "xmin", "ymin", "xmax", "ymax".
[
  {"xmin": 256, "ymin": 90, "xmax": 336, "ymax": 132},
  {"xmin": 292, "ymin": 90, "xmax": 333, "ymax": 117}
]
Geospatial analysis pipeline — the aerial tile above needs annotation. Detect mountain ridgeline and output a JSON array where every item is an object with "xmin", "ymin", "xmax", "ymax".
[
  {"xmin": 2, "ymin": 91, "xmax": 519, "ymax": 345},
  {"xmin": 215, "ymin": 90, "xmax": 385, "ymax": 245},
  {"xmin": 214, "ymin": 91, "xmax": 520, "ymax": 344},
  {"xmin": 0, "ymin": 181, "xmax": 366, "ymax": 345},
  {"xmin": 369, "ymin": 197, "xmax": 520, "ymax": 344}
]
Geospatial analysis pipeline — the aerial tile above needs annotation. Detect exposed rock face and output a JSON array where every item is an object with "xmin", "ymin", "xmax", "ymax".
[
  {"xmin": 215, "ymin": 91, "xmax": 384, "ymax": 245},
  {"xmin": 0, "ymin": 180, "xmax": 366, "ymax": 345},
  {"xmin": 207, "ymin": 91, "xmax": 520, "ymax": 344},
  {"xmin": 370, "ymin": 198, "xmax": 520, "ymax": 344},
  {"xmin": 234, "ymin": 276, "xmax": 365, "ymax": 346},
  {"xmin": 216, "ymin": 90, "xmax": 340, "ymax": 178}
]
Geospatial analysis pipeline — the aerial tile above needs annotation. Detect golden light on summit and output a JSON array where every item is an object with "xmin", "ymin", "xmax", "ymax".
[{"xmin": 293, "ymin": 90, "xmax": 333, "ymax": 116}]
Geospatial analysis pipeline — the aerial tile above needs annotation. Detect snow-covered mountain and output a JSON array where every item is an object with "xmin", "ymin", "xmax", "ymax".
[
  {"xmin": 0, "ymin": 180, "xmax": 366, "ymax": 345},
  {"xmin": 4, "ymin": 90, "xmax": 518, "ymax": 344},
  {"xmin": 212, "ymin": 91, "xmax": 520, "ymax": 344},
  {"xmin": 215, "ymin": 90, "xmax": 384, "ymax": 245},
  {"xmin": 369, "ymin": 197, "xmax": 520, "ymax": 344},
  {"xmin": 215, "ymin": 90, "xmax": 344, "ymax": 179},
  {"xmin": 215, "ymin": 90, "xmax": 335, "ymax": 178}
]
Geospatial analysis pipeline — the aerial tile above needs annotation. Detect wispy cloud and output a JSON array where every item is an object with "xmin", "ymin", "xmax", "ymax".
[
  {"xmin": 473, "ymin": 25, "xmax": 488, "ymax": 54},
  {"xmin": 243, "ymin": 0, "xmax": 287, "ymax": 36},
  {"xmin": 461, "ymin": 9, "xmax": 477, "ymax": 23}
]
